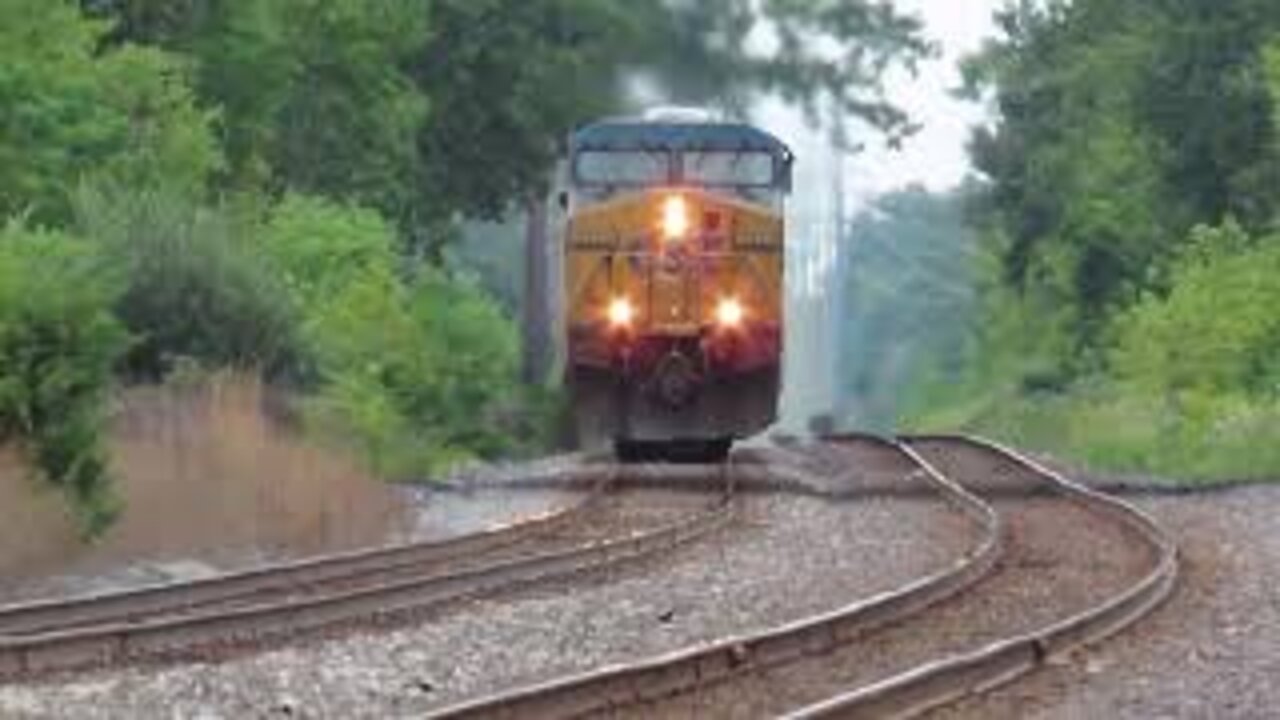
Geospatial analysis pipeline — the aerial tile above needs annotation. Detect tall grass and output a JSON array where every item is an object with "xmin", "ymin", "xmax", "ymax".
[
  {"xmin": 0, "ymin": 372, "xmax": 412, "ymax": 584},
  {"xmin": 0, "ymin": 449, "xmax": 80, "ymax": 579},
  {"xmin": 917, "ymin": 384, "xmax": 1280, "ymax": 484}
]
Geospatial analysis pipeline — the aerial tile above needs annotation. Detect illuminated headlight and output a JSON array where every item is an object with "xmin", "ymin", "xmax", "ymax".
[
  {"xmin": 607, "ymin": 297, "xmax": 635, "ymax": 328},
  {"xmin": 716, "ymin": 298, "xmax": 745, "ymax": 328},
  {"xmin": 661, "ymin": 195, "xmax": 689, "ymax": 242}
]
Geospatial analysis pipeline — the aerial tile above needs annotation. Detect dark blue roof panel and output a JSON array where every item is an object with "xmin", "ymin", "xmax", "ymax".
[{"xmin": 571, "ymin": 121, "xmax": 791, "ymax": 157}]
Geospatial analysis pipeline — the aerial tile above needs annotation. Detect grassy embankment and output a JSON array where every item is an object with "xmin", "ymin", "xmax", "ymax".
[
  {"xmin": 910, "ymin": 224, "xmax": 1280, "ymax": 486},
  {"xmin": 0, "ymin": 373, "xmax": 411, "ymax": 582},
  {"xmin": 914, "ymin": 387, "xmax": 1280, "ymax": 485}
]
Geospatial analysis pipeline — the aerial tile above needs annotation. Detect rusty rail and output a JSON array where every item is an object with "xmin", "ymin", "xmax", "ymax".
[
  {"xmin": 0, "ymin": 467, "xmax": 614, "ymax": 639},
  {"xmin": 0, "ymin": 467, "xmax": 738, "ymax": 679},
  {"xmin": 783, "ymin": 434, "xmax": 1178, "ymax": 719}
]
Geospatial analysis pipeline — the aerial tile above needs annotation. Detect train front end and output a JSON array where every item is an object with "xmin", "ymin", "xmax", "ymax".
[{"xmin": 562, "ymin": 115, "xmax": 792, "ymax": 461}]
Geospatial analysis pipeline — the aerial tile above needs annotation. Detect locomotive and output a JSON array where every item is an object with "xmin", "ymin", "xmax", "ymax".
[{"xmin": 560, "ymin": 108, "xmax": 792, "ymax": 462}]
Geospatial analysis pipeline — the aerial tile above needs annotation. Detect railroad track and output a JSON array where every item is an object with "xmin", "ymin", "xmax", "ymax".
[
  {"xmin": 0, "ymin": 469, "xmax": 612, "ymax": 640},
  {"xmin": 427, "ymin": 434, "xmax": 1176, "ymax": 719},
  {"xmin": 0, "ymin": 464, "xmax": 738, "ymax": 680}
]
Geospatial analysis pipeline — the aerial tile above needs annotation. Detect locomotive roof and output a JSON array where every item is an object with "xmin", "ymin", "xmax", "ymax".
[{"xmin": 571, "ymin": 119, "xmax": 792, "ymax": 158}]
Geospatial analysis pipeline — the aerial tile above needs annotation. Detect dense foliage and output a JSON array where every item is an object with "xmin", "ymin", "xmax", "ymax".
[
  {"xmin": 259, "ymin": 196, "xmax": 534, "ymax": 475},
  {"xmin": 0, "ymin": 223, "xmax": 126, "ymax": 535},
  {"xmin": 0, "ymin": 0, "xmax": 220, "ymax": 225},
  {"xmin": 906, "ymin": 0, "xmax": 1280, "ymax": 481},
  {"xmin": 77, "ymin": 188, "xmax": 303, "ymax": 381},
  {"xmin": 960, "ymin": 0, "xmax": 1280, "ymax": 364},
  {"xmin": 81, "ymin": 0, "xmax": 932, "ymax": 248}
]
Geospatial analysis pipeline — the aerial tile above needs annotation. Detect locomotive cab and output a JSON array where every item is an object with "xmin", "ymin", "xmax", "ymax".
[{"xmin": 561, "ymin": 111, "xmax": 792, "ymax": 463}]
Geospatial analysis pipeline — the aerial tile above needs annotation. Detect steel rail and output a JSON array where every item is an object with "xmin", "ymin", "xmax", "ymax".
[
  {"xmin": 423, "ymin": 434, "xmax": 1003, "ymax": 720},
  {"xmin": 783, "ymin": 434, "xmax": 1179, "ymax": 719},
  {"xmin": 0, "ymin": 468, "xmax": 738, "ymax": 680},
  {"xmin": 0, "ymin": 467, "xmax": 614, "ymax": 639}
]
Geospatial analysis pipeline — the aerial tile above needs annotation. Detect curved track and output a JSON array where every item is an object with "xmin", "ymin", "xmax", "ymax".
[
  {"xmin": 0, "ymin": 469, "xmax": 612, "ymax": 640},
  {"xmin": 783, "ymin": 435, "xmax": 1177, "ymax": 719},
  {"xmin": 426, "ymin": 434, "xmax": 1176, "ymax": 719},
  {"xmin": 0, "ymin": 465, "xmax": 737, "ymax": 680}
]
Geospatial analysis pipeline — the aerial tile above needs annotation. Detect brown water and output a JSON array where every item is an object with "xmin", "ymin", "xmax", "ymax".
[{"xmin": 0, "ymin": 374, "xmax": 413, "ymax": 596}]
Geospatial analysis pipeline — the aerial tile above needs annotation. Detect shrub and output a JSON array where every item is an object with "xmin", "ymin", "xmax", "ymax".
[
  {"xmin": 76, "ymin": 187, "xmax": 303, "ymax": 381},
  {"xmin": 303, "ymin": 264, "xmax": 525, "ymax": 478},
  {"xmin": 401, "ymin": 268, "xmax": 521, "ymax": 452},
  {"xmin": 257, "ymin": 195, "xmax": 534, "ymax": 477},
  {"xmin": 1112, "ymin": 221, "xmax": 1280, "ymax": 397},
  {"xmin": 258, "ymin": 194, "xmax": 401, "ymax": 312},
  {"xmin": 0, "ymin": 221, "xmax": 127, "ymax": 536},
  {"xmin": 920, "ymin": 221, "xmax": 1280, "ymax": 484}
]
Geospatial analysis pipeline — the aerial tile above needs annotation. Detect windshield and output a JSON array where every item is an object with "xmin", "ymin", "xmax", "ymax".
[
  {"xmin": 682, "ymin": 151, "xmax": 776, "ymax": 187},
  {"xmin": 574, "ymin": 151, "xmax": 670, "ymax": 186}
]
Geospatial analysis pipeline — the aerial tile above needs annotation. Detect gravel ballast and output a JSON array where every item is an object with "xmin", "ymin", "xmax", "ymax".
[
  {"xmin": 0, "ymin": 457, "xmax": 971, "ymax": 719},
  {"xmin": 619, "ymin": 439, "xmax": 1157, "ymax": 718},
  {"xmin": 6, "ymin": 444, "xmax": 1263, "ymax": 719},
  {"xmin": 932, "ymin": 483, "xmax": 1280, "ymax": 719}
]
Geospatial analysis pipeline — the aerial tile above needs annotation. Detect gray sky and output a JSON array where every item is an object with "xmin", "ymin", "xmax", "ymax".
[
  {"xmin": 856, "ymin": 0, "xmax": 1002, "ymax": 196},
  {"xmin": 763, "ymin": 1, "xmax": 1002, "ymax": 204}
]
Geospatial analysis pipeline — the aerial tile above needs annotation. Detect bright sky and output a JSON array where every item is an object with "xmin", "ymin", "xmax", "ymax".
[
  {"xmin": 761, "ymin": 0, "xmax": 1003, "ymax": 204},
  {"xmin": 856, "ymin": 0, "xmax": 1003, "ymax": 196}
]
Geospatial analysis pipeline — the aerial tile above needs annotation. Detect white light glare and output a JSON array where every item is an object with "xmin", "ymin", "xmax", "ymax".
[
  {"xmin": 661, "ymin": 195, "xmax": 689, "ymax": 241},
  {"xmin": 608, "ymin": 297, "xmax": 635, "ymax": 327},
  {"xmin": 716, "ymin": 298, "xmax": 745, "ymax": 328}
]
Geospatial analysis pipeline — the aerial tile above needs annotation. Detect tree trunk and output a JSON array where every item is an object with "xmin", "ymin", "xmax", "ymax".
[{"xmin": 521, "ymin": 195, "xmax": 552, "ymax": 385}]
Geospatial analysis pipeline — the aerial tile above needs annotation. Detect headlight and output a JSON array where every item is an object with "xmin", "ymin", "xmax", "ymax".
[
  {"xmin": 716, "ymin": 298, "xmax": 745, "ymax": 328},
  {"xmin": 661, "ymin": 195, "xmax": 689, "ymax": 242},
  {"xmin": 607, "ymin": 297, "xmax": 635, "ymax": 327}
]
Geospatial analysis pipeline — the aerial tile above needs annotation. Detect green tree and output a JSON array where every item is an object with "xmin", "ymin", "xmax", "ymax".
[
  {"xmin": 906, "ymin": 0, "xmax": 1280, "ymax": 481},
  {"xmin": 0, "ymin": 0, "xmax": 220, "ymax": 225},
  {"xmin": 1114, "ymin": 222, "xmax": 1280, "ymax": 397},
  {"xmin": 961, "ymin": 0, "xmax": 1280, "ymax": 376},
  {"xmin": 85, "ymin": 0, "xmax": 429, "ymax": 222},
  {"xmin": 0, "ymin": 222, "xmax": 127, "ymax": 536},
  {"xmin": 266, "ymin": 1, "xmax": 428, "ymax": 222},
  {"xmin": 412, "ymin": 0, "xmax": 636, "ymax": 226},
  {"xmin": 1264, "ymin": 37, "xmax": 1280, "ymax": 148},
  {"xmin": 258, "ymin": 194, "xmax": 401, "ymax": 313},
  {"xmin": 257, "ymin": 195, "xmax": 527, "ymax": 475},
  {"xmin": 304, "ymin": 265, "xmax": 523, "ymax": 477},
  {"xmin": 76, "ymin": 187, "xmax": 301, "ymax": 381}
]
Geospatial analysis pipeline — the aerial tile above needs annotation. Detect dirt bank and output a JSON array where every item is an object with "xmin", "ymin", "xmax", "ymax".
[{"xmin": 0, "ymin": 374, "xmax": 412, "ymax": 598}]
